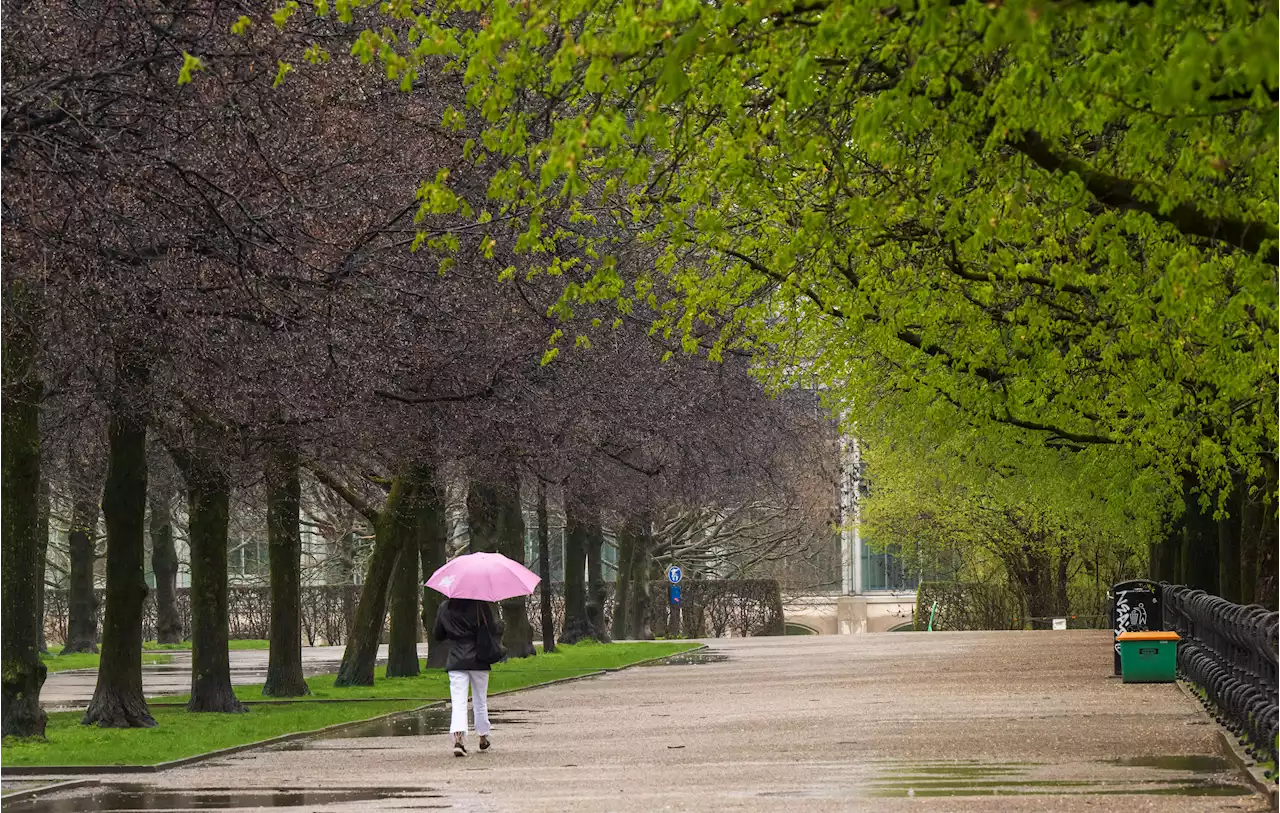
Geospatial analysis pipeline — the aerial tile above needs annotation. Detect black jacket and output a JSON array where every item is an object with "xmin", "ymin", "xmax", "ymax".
[{"xmin": 432, "ymin": 598, "xmax": 503, "ymax": 672}]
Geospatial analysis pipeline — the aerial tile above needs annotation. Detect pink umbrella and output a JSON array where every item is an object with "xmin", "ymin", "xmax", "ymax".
[{"xmin": 426, "ymin": 552, "xmax": 540, "ymax": 601}]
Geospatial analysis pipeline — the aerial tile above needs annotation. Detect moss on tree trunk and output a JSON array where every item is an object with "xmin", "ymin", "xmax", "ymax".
[
  {"xmin": 334, "ymin": 476, "xmax": 409, "ymax": 687},
  {"xmin": 83, "ymin": 353, "xmax": 155, "ymax": 728},
  {"xmin": 150, "ymin": 487, "xmax": 181, "ymax": 645},
  {"xmin": 584, "ymin": 511, "xmax": 609, "ymax": 642},
  {"xmin": 386, "ymin": 471, "xmax": 424, "ymax": 677},
  {"xmin": 183, "ymin": 462, "xmax": 246, "ymax": 714},
  {"xmin": 37, "ymin": 478, "xmax": 49, "ymax": 653},
  {"xmin": 536, "ymin": 482, "xmax": 556, "ymax": 654},
  {"xmin": 627, "ymin": 516, "xmax": 654, "ymax": 641},
  {"xmin": 560, "ymin": 500, "xmax": 590, "ymax": 644},
  {"xmin": 611, "ymin": 525, "xmax": 634, "ymax": 642},
  {"xmin": 1, "ymin": 280, "xmax": 49, "ymax": 737},
  {"xmin": 417, "ymin": 468, "xmax": 449, "ymax": 669},
  {"xmin": 63, "ymin": 498, "xmax": 100, "ymax": 654},
  {"xmin": 264, "ymin": 443, "xmax": 309, "ymax": 697},
  {"xmin": 494, "ymin": 469, "xmax": 534, "ymax": 659}
]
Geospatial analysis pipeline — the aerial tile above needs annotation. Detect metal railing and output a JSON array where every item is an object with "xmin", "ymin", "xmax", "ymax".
[{"xmin": 1161, "ymin": 583, "xmax": 1278, "ymax": 775}]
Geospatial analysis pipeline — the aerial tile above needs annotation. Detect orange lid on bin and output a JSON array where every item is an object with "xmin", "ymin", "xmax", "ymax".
[{"xmin": 1116, "ymin": 631, "xmax": 1180, "ymax": 642}]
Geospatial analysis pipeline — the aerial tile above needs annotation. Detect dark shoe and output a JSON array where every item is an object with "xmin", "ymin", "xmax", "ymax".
[
  {"xmin": 479, "ymin": 735, "xmax": 490, "ymax": 751},
  {"xmin": 453, "ymin": 735, "xmax": 467, "ymax": 757}
]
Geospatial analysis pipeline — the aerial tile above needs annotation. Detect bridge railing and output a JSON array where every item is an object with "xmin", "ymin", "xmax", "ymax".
[{"xmin": 1161, "ymin": 583, "xmax": 1278, "ymax": 775}]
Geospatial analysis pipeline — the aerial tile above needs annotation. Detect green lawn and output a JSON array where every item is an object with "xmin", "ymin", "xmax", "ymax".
[
  {"xmin": 6, "ymin": 640, "xmax": 697, "ymax": 768},
  {"xmin": 143, "ymin": 639, "xmax": 269, "ymax": 651},
  {"xmin": 1, "ymin": 701, "xmax": 420, "ymax": 767},
  {"xmin": 42, "ymin": 650, "xmax": 173, "ymax": 673}
]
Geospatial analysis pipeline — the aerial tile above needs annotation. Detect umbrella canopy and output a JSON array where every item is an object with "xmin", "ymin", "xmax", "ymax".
[{"xmin": 426, "ymin": 552, "xmax": 540, "ymax": 602}]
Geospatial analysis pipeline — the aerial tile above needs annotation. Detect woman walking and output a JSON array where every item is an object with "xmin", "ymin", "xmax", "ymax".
[{"xmin": 432, "ymin": 597, "xmax": 503, "ymax": 756}]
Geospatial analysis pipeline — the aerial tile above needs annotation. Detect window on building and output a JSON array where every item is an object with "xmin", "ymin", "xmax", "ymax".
[{"xmin": 861, "ymin": 542, "xmax": 922, "ymax": 593}]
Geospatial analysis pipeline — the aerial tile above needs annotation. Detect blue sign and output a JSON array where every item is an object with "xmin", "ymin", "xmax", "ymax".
[
  {"xmin": 666, "ymin": 565, "xmax": 683, "ymax": 584},
  {"xmin": 669, "ymin": 584, "xmax": 681, "ymax": 605}
]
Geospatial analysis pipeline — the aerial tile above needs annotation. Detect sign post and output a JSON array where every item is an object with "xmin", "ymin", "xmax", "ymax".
[{"xmin": 666, "ymin": 565, "xmax": 683, "ymax": 634}]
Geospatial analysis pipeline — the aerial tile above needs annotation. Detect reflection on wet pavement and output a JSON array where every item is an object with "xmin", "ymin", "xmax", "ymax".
[
  {"xmin": 4, "ymin": 785, "xmax": 446, "ymax": 812},
  {"xmin": 266, "ymin": 706, "xmax": 536, "ymax": 749},
  {"xmin": 638, "ymin": 651, "xmax": 729, "ymax": 666},
  {"xmin": 866, "ymin": 758, "xmax": 1256, "ymax": 799}
]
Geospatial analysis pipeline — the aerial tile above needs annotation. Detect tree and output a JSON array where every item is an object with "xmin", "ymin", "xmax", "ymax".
[
  {"xmin": 2, "ymin": 280, "xmax": 49, "ymax": 738},
  {"xmin": 83, "ymin": 351, "xmax": 155, "ymax": 728},
  {"xmin": 560, "ymin": 499, "xmax": 590, "ymax": 644},
  {"xmin": 417, "ymin": 470, "xmax": 451, "ymax": 669},
  {"xmin": 321, "ymin": 0, "xmax": 1277, "ymax": 601},
  {"xmin": 166, "ymin": 425, "xmax": 246, "ymax": 714},
  {"xmin": 535, "ymin": 481, "xmax": 556, "ymax": 654},
  {"xmin": 320, "ymin": 469, "xmax": 416, "ymax": 687},
  {"xmin": 62, "ymin": 493, "xmax": 100, "ymax": 654},
  {"xmin": 264, "ymin": 441, "xmax": 309, "ymax": 697},
  {"xmin": 148, "ymin": 493, "xmax": 182, "ymax": 644}
]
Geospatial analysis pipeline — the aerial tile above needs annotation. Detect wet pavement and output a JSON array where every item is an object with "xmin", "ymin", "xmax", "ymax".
[
  {"xmin": 39, "ymin": 644, "xmax": 425, "ymax": 707},
  {"xmin": 12, "ymin": 633, "xmax": 1273, "ymax": 811}
]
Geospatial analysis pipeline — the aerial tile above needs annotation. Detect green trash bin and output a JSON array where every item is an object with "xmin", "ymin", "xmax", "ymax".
[{"xmin": 1116, "ymin": 631, "xmax": 1180, "ymax": 683}]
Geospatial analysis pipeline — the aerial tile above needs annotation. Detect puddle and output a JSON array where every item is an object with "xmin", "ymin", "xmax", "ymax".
[
  {"xmin": 639, "ymin": 651, "xmax": 729, "ymax": 666},
  {"xmin": 3, "ymin": 785, "xmax": 445, "ymax": 812},
  {"xmin": 269, "ymin": 707, "xmax": 530, "ymax": 749},
  {"xmin": 869, "ymin": 758, "xmax": 1255, "ymax": 799},
  {"xmin": 1113, "ymin": 755, "xmax": 1233, "ymax": 772}
]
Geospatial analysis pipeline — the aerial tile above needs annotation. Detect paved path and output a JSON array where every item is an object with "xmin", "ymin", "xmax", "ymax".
[
  {"xmin": 40, "ymin": 645, "xmax": 419, "ymax": 707},
  {"xmin": 12, "ymin": 632, "xmax": 1272, "ymax": 812}
]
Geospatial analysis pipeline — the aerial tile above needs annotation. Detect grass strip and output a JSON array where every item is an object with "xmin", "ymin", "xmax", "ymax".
[
  {"xmin": 41, "ymin": 651, "xmax": 173, "ymax": 673},
  {"xmin": 143, "ymin": 639, "xmax": 269, "ymax": 651},
  {"xmin": 0, "ymin": 701, "xmax": 421, "ymax": 767}
]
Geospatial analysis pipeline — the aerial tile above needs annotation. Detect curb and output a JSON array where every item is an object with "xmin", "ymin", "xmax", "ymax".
[
  {"xmin": 1175, "ymin": 679, "xmax": 1278, "ymax": 809},
  {"xmin": 3, "ymin": 643, "xmax": 704, "ymax": 778},
  {"xmin": 0, "ymin": 778, "xmax": 99, "ymax": 803}
]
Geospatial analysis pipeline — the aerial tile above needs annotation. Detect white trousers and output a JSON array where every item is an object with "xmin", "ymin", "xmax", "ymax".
[{"xmin": 448, "ymin": 670, "xmax": 491, "ymax": 736}]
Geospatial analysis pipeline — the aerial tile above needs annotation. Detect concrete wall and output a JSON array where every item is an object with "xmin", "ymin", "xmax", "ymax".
[{"xmin": 784, "ymin": 593, "xmax": 917, "ymax": 635}]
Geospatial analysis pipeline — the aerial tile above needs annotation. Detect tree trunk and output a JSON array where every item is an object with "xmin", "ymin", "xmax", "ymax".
[
  {"xmin": 263, "ymin": 443, "xmax": 309, "ymax": 697},
  {"xmin": 334, "ymin": 476, "xmax": 409, "ymax": 687},
  {"xmin": 1179, "ymin": 481, "xmax": 1219, "ymax": 594},
  {"xmin": 1, "ymin": 281, "xmax": 49, "ymax": 737},
  {"xmin": 63, "ymin": 498, "xmax": 101, "ymax": 654},
  {"xmin": 611, "ymin": 526, "xmax": 634, "ymax": 641},
  {"xmin": 83, "ymin": 353, "xmax": 155, "ymax": 728},
  {"xmin": 494, "ymin": 470, "xmax": 535, "ymax": 659},
  {"xmin": 149, "ymin": 487, "xmax": 181, "ymax": 645},
  {"xmin": 584, "ymin": 513, "xmax": 610, "ymax": 642},
  {"xmin": 417, "ymin": 466, "xmax": 449, "ymax": 669},
  {"xmin": 628, "ymin": 516, "xmax": 654, "ymax": 641},
  {"xmin": 1053, "ymin": 551, "xmax": 1069, "ymax": 617},
  {"xmin": 1239, "ymin": 481, "xmax": 1262, "ymax": 606},
  {"xmin": 560, "ymin": 500, "xmax": 590, "ymax": 644},
  {"xmin": 536, "ymin": 482, "xmax": 556, "ymax": 654},
  {"xmin": 183, "ymin": 462, "xmax": 246, "ymax": 713},
  {"xmin": 1150, "ymin": 519, "xmax": 1180, "ymax": 584},
  {"xmin": 466, "ymin": 480, "xmax": 499, "ymax": 553},
  {"xmin": 387, "ymin": 474, "xmax": 423, "ymax": 677},
  {"xmin": 37, "ymin": 478, "xmax": 49, "ymax": 653},
  {"xmin": 1255, "ymin": 466, "xmax": 1278, "ymax": 610},
  {"xmin": 1216, "ymin": 486, "xmax": 1242, "ymax": 604}
]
